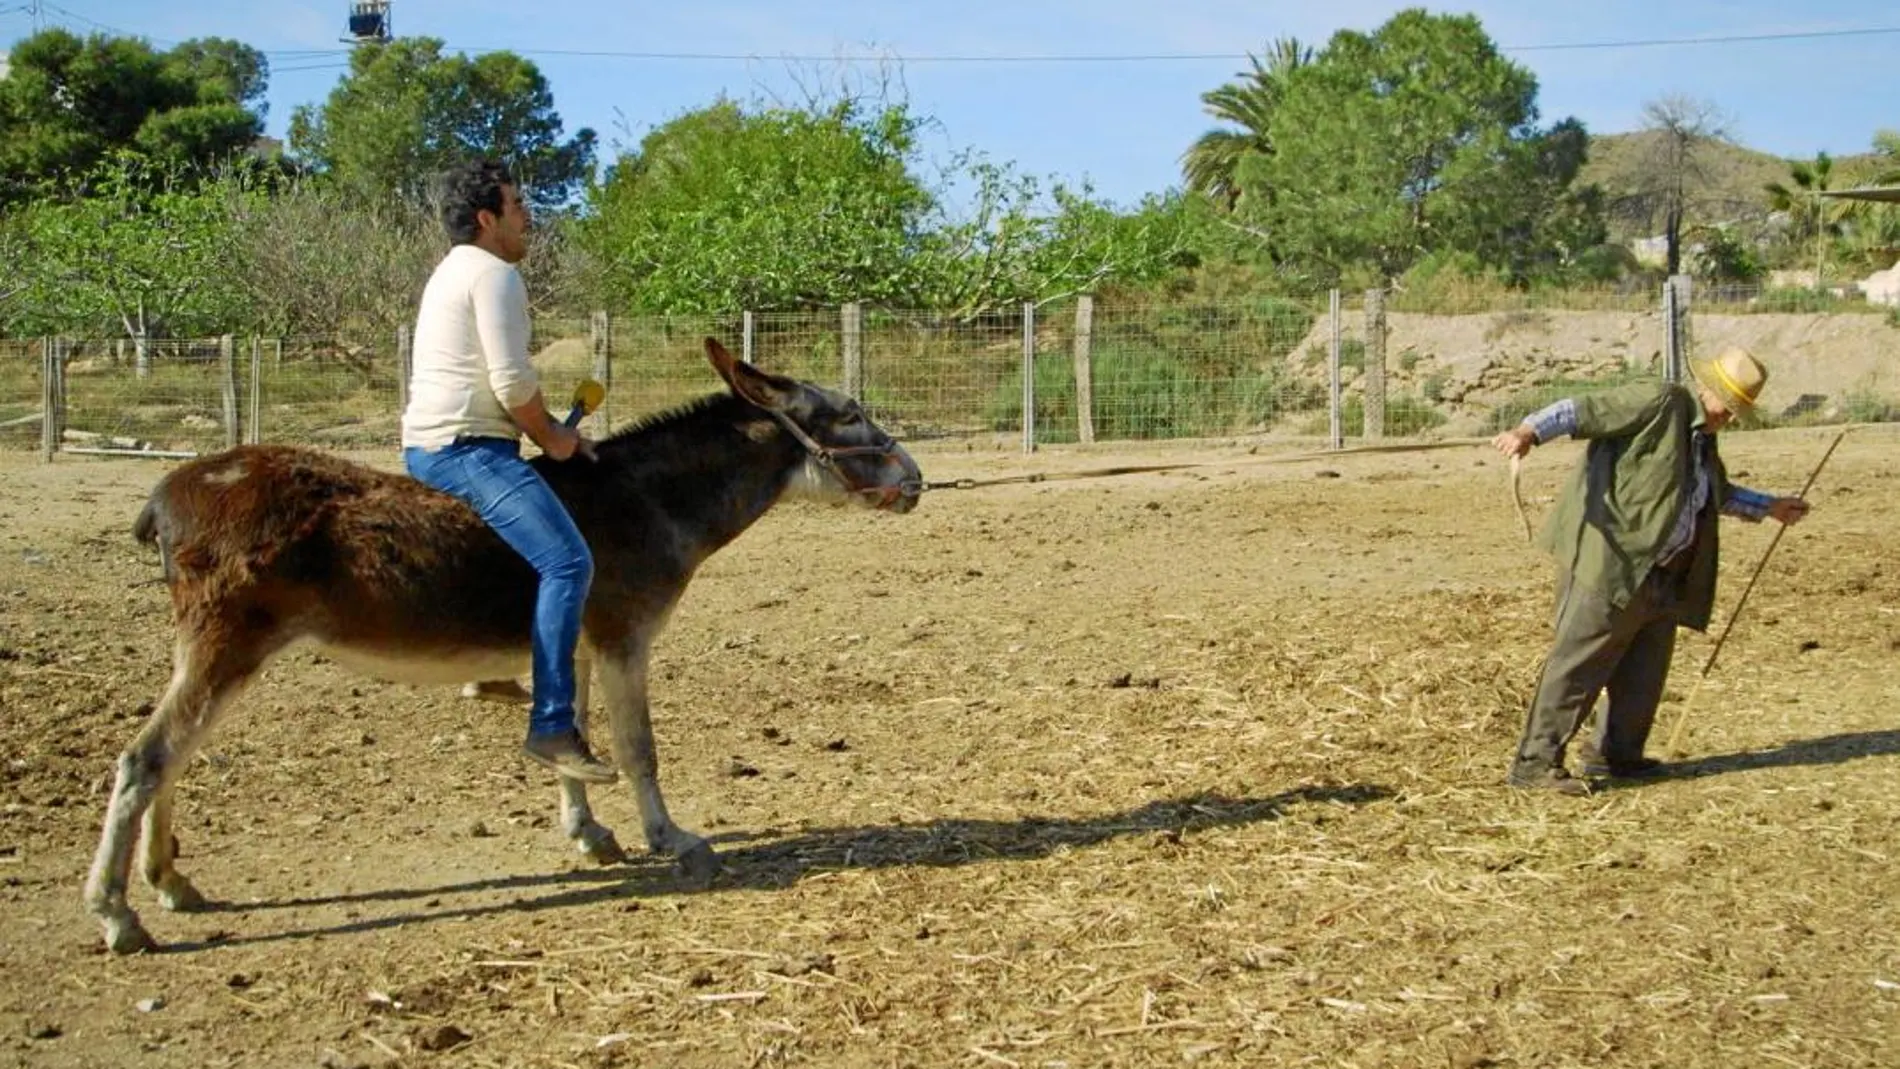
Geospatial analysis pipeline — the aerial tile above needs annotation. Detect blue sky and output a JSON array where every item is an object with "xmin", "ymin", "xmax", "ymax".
[{"xmin": 2, "ymin": 1, "xmax": 1894, "ymax": 207}]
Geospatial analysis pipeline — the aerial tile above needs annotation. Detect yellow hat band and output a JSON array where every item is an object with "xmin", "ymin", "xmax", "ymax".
[{"xmin": 1704, "ymin": 357, "xmax": 1757, "ymax": 407}]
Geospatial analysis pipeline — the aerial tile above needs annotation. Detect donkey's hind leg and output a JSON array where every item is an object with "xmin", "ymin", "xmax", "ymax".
[
  {"xmin": 140, "ymin": 777, "xmax": 203, "ymax": 912},
  {"xmin": 558, "ymin": 655, "xmax": 627, "ymax": 864},
  {"xmin": 84, "ymin": 632, "xmax": 267, "ymax": 953}
]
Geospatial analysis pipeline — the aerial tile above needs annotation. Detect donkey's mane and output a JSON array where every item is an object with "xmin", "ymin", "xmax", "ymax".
[
  {"xmin": 599, "ymin": 391, "xmax": 742, "ymax": 447},
  {"xmin": 535, "ymin": 390, "xmax": 788, "ymax": 496}
]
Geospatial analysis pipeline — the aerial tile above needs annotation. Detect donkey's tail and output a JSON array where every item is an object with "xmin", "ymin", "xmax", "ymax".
[
  {"xmin": 132, "ymin": 495, "xmax": 161, "ymax": 546},
  {"xmin": 132, "ymin": 489, "xmax": 175, "ymax": 582}
]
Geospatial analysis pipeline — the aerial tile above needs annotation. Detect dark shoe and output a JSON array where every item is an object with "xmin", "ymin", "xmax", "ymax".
[
  {"xmin": 1506, "ymin": 763, "xmax": 1592, "ymax": 797},
  {"xmin": 523, "ymin": 729, "xmax": 618, "ymax": 784},
  {"xmin": 1580, "ymin": 755, "xmax": 1667, "ymax": 779}
]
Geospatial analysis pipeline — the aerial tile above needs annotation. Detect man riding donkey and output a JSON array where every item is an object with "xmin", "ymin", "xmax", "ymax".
[
  {"xmin": 400, "ymin": 158, "xmax": 617, "ymax": 784},
  {"xmin": 1492, "ymin": 347, "xmax": 1811, "ymax": 795}
]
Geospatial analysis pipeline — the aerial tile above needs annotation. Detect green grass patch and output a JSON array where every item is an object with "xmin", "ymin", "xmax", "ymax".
[{"xmin": 988, "ymin": 343, "xmax": 1324, "ymax": 442}]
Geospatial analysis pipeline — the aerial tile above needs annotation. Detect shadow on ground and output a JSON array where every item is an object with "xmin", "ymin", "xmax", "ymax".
[{"xmin": 162, "ymin": 782, "xmax": 1393, "ymax": 952}]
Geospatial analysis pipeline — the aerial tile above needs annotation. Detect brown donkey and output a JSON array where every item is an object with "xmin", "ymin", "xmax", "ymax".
[{"xmin": 84, "ymin": 338, "xmax": 923, "ymax": 953}]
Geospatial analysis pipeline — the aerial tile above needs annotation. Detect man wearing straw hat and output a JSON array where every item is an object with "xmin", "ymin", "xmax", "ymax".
[{"xmin": 1490, "ymin": 347, "xmax": 1811, "ymax": 795}]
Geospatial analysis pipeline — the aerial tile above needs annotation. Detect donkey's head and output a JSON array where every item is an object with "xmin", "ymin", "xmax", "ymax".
[{"xmin": 704, "ymin": 337, "xmax": 923, "ymax": 514}]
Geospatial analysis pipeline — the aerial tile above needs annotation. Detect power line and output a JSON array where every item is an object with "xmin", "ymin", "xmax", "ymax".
[
  {"xmin": 1507, "ymin": 24, "xmax": 1900, "ymax": 52},
  {"xmin": 39, "ymin": 1, "xmax": 174, "ymax": 45},
  {"xmin": 443, "ymin": 24, "xmax": 1900, "ymax": 64},
  {"xmin": 6, "ymin": 6, "xmax": 1897, "ymax": 64}
]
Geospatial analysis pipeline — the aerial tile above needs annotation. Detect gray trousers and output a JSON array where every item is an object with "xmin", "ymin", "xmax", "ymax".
[{"xmin": 1512, "ymin": 566, "xmax": 1683, "ymax": 771}]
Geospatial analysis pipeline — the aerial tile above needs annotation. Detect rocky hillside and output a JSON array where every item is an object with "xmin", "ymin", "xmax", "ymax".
[
  {"xmin": 1582, "ymin": 133, "xmax": 1885, "ymax": 239},
  {"xmin": 1287, "ymin": 306, "xmax": 1900, "ymax": 432}
]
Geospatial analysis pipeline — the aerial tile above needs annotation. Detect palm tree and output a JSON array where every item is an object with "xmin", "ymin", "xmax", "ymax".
[
  {"xmin": 1180, "ymin": 37, "xmax": 1312, "ymax": 210},
  {"xmin": 1765, "ymin": 152, "xmax": 1840, "ymax": 287}
]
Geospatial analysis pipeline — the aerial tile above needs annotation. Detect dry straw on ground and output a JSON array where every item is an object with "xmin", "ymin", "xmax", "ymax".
[{"xmin": 0, "ymin": 426, "xmax": 1895, "ymax": 1067}]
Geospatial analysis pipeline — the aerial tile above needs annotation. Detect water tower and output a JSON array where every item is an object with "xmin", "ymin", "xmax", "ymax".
[{"xmin": 341, "ymin": 1, "xmax": 391, "ymax": 44}]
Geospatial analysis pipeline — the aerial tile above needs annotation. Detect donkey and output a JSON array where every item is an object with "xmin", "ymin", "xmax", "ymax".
[{"xmin": 84, "ymin": 338, "xmax": 923, "ymax": 954}]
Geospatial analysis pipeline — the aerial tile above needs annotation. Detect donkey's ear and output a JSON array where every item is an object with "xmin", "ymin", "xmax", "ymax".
[{"xmin": 704, "ymin": 336, "xmax": 798, "ymax": 411}]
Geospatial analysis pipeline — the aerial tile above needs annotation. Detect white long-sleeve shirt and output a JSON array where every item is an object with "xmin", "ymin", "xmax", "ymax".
[{"xmin": 400, "ymin": 244, "xmax": 541, "ymax": 449}]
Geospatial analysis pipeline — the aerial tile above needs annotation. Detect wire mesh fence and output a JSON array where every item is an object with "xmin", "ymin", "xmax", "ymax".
[
  {"xmin": 7, "ymin": 280, "xmax": 1894, "ymax": 459},
  {"xmin": 1687, "ymin": 281, "xmax": 1900, "ymax": 425},
  {"xmin": 259, "ymin": 334, "xmax": 402, "ymax": 448},
  {"xmin": 58, "ymin": 338, "xmax": 233, "ymax": 455},
  {"xmin": 0, "ymin": 339, "xmax": 46, "ymax": 452}
]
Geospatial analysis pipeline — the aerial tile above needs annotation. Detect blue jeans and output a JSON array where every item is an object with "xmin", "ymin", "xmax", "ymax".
[{"xmin": 404, "ymin": 437, "xmax": 594, "ymax": 738}]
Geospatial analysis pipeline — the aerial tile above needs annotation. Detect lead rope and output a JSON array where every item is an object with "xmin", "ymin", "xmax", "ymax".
[{"xmin": 1511, "ymin": 454, "xmax": 1534, "ymax": 543}]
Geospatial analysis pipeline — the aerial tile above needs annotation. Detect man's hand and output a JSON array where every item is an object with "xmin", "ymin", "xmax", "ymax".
[
  {"xmin": 1767, "ymin": 497, "xmax": 1810, "ymax": 525},
  {"xmin": 541, "ymin": 423, "xmax": 596, "ymax": 463},
  {"xmin": 509, "ymin": 391, "xmax": 597, "ymax": 462},
  {"xmin": 1491, "ymin": 425, "xmax": 1536, "ymax": 459}
]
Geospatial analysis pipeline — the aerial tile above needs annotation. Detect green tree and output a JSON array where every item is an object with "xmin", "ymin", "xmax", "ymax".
[
  {"xmin": 915, "ymin": 163, "xmax": 1190, "ymax": 314},
  {"xmin": 578, "ymin": 97, "xmax": 1186, "ymax": 316},
  {"xmin": 1852, "ymin": 131, "xmax": 1900, "ymax": 259},
  {"xmin": 1764, "ymin": 152, "xmax": 1837, "ymax": 239},
  {"xmin": 1874, "ymin": 130, "xmax": 1900, "ymax": 182},
  {"xmin": 162, "ymin": 37, "xmax": 269, "ymax": 113},
  {"xmin": 4, "ymin": 152, "xmax": 258, "ymax": 367},
  {"xmin": 1179, "ymin": 37, "xmax": 1312, "ymax": 209},
  {"xmin": 1237, "ymin": 9, "xmax": 1585, "ymax": 285},
  {"xmin": 1430, "ymin": 117, "xmax": 1610, "ymax": 284},
  {"xmin": 578, "ymin": 99, "xmax": 930, "ymax": 313},
  {"xmin": 1765, "ymin": 152, "xmax": 1844, "ymax": 285},
  {"xmin": 0, "ymin": 29, "xmax": 266, "ymax": 200},
  {"xmin": 287, "ymin": 38, "xmax": 595, "ymax": 210}
]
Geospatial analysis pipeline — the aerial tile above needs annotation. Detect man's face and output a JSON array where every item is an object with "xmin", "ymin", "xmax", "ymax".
[
  {"xmin": 1698, "ymin": 387, "xmax": 1737, "ymax": 432},
  {"xmin": 479, "ymin": 183, "xmax": 531, "ymax": 263}
]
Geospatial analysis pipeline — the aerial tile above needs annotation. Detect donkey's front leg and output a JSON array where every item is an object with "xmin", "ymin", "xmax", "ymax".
[
  {"xmin": 557, "ymin": 655, "xmax": 626, "ymax": 864},
  {"xmin": 596, "ymin": 646, "xmax": 716, "ymax": 882}
]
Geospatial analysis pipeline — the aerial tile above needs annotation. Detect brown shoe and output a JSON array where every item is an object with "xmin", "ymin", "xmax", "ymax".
[
  {"xmin": 1506, "ymin": 763, "xmax": 1591, "ymax": 797},
  {"xmin": 523, "ymin": 729, "xmax": 618, "ymax": 784}
]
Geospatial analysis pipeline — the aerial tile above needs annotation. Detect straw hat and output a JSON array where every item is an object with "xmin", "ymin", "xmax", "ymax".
[{"xmin": 1690, "ymin": 346, "xmax": 1768, "ymax": 412}]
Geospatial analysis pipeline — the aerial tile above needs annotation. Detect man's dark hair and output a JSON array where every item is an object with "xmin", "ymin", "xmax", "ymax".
[{"xmin": 437, "ymin": 158, "xmax": 515, "ymax": 244}]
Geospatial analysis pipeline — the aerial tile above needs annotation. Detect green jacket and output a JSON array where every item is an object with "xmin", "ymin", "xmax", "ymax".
[{"xmin": 1536, "ymin": 382, "xmax": 1726, "ymax": 630}]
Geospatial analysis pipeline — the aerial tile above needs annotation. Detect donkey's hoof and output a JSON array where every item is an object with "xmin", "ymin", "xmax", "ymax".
[
  {"xmin": 576, "ymin": 827, "xmax": 627, "ymax": 866},
  {"xmin": 462, "ymin": 680, "xmax": 531, "ymax": 704},
  {"xmin": 156, "ymin": 876, "xmax": 207, "ymax": 912},
  {"xmin": 103, "ymin": 918, "xmax": 159, "ymax": 955},
  {"xmin": 675, "ymin": 842, "xmax": 721, "ymax": 887}
]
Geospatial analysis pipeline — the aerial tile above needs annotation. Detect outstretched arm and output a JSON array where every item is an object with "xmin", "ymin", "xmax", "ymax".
[
  {"xmin": 1491, "ymin": 398, "xmax": 1577, "ymax": 458},
  {"xmin": 1724, "ymin": 484, "xmax": 1809, "ymax": 525}
]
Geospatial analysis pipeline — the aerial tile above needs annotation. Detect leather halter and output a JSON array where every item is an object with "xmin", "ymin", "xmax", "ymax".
[{"xmin": 766, "ymin": 410, "xmax": 913, "ymax": 504}]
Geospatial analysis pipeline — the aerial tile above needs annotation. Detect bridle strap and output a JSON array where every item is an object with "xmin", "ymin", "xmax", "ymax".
[{"xmin": 766, "ymin": 410, "xmax": 902, "ymax": 498}]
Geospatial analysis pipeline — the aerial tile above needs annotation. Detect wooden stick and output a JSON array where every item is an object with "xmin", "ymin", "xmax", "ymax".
[{"xmin": 1665, "ymin": 425, "xmax": 1854, "ymax": 752}]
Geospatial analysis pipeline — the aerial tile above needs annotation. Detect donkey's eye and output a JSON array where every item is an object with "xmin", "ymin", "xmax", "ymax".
[{"xmin": 839, "ymin": 410, "xmax": 863, "ymax": 425}]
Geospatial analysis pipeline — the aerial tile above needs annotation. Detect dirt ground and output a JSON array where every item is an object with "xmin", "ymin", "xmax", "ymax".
[{"xmin": 1, "ymin": 426, "xmax": 1896, "ymax": 1069}]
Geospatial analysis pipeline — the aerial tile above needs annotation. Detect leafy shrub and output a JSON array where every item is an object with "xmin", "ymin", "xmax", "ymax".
[{"xmin": 1840, "ymin": 390, "xmax": 1900, "ymax": 424}]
